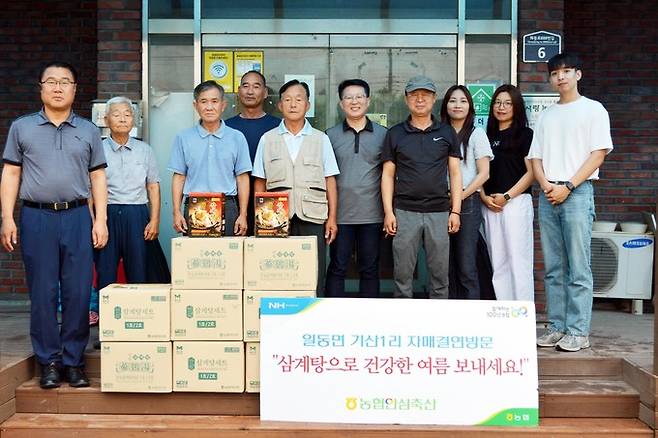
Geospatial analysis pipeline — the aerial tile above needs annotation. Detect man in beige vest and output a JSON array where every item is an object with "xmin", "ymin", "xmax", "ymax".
[{"xmin": 253, "ymin": 79, "xmax": 339, "ymax": 296}]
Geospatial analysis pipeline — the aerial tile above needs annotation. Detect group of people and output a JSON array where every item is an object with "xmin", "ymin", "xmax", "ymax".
[{"xmin": 0, "ymin": 51, "xmax": 612, "ymax": 390}]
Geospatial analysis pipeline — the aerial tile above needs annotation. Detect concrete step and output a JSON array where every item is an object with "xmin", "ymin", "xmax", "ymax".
[{"xmin": 15, "ymin": 377, "xmax": 640, "ymax": 419}]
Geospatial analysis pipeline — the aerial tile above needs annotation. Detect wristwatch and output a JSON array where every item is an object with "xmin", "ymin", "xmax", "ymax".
[
  {"xmin": 565, "ymin": 181, "xmax": 575, "ymax": 192},
  {"xmin": 503, "ymin": 193, "xmax": 511, "ymax": 201}
]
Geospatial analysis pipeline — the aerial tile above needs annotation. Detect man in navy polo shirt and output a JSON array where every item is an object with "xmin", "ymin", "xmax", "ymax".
[
  {"xmin": 1, "ymin": 61, "xmax": 108, "ymax": 389},
  {"xmin": 381, "ymin": 75, "xmax": 462, "ymax": 299},
  {"xmin": 168, "ymin": 81, "xmax": 252, "ymax": 236},
  {"xmin": 226, "ymin": 70, "xmax": 280, "ymax": 235}
]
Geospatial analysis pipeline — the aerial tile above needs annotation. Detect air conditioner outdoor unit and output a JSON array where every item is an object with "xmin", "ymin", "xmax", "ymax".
[{"xmin": 591, "ymin": 231, "xmax": 654, "ymax": 300}]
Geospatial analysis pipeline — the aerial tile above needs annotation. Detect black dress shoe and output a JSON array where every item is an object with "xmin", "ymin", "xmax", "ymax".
[
  {"xmin": 39, "ymin": 362, "xmax": 61, "ymax": 389},
  {"xmin": 64, "ymin": 366, "xmax": 90, "ymax": 388}
]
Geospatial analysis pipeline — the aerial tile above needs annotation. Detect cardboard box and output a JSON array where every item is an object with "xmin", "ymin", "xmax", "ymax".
[
  {"xmin": 171, "ymin": 290, "xmax": 243, "ymax": 340},
  {"xmin": 187, "ymin": 192, "xmax": 224, "ymax": 237},
  {"xmin": 254, "ymin": 191, "xmax": 289, "ymax": 237},
  {"xmin": 243, "ymin": 236, "xmax": 318, "ymax": 291},
  {"xmin": 173, "ymin": 341, "xmax": 244, "ymax": 392},
  {"xmin": 245, "ymin": 342, "xmax": 260, "ymax": 393},
  {"xmin": 99, "ymin": 284, "xmax": 170, "ymax": 342},
  {"xmin": 243, "ymin": 290, "xmax": 315, "ymax": 341},
  {"xmin": 101, "ymin": 342, "xmax": 172, "ymax": 393},
  {"xmin": 171, "ymin": 237, "xmax": 244, "ymax": 290}
]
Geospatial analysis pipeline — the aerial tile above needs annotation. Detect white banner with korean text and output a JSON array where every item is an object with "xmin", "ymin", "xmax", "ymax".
[{"xmin": 260, "ymin": 298, "xmax": 538, "ymax": 426}]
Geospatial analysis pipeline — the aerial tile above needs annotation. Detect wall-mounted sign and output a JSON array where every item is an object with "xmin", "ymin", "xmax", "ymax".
[
  {"xmin": 204, "ymin": 51, "xmax": 234, "ymax": 92},
  {"xmin": 467, "ymin": 83, "xmax": 496, "ymax": 129},
  {"xmin": 523, "ymin": 31, "xmax": 561, "ymax": 63},
  {"xmin": 234, "ymin": 51, "xmax": 265, "ymax": 91},
  {"xmin": 523, "ymin": 93, "xmax": 559, "ymax": 130}
]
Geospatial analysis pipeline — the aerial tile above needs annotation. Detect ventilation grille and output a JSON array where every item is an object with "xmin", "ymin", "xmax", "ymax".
[{"xmin": 591, "ymin": 237, "xmax": 618, "ymax": 293}]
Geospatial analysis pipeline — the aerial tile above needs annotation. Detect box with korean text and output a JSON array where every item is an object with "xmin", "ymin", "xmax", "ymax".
[
  {"xmin": 243, "ymin": 236, "xmax": 317, "ymax": 291},
  {"xmin": 101, "ymin": 342, "xmax": 172, "ymax": 393},
  {"xmin": 99, "ymin": 284, "xmax": 170, "ymax": 342},
  {"xmin": 173, "ymin": 341, "xmax": 244, "ymax": 392},
  {"xmin": 171, "ymin": 236, "xmax": 244, "ymax": 289},
  {"xmin": 171, "ymin": 290, "xmax": 242, "ymax": 340}
]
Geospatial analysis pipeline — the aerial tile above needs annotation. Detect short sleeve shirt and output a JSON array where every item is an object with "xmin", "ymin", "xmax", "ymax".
[
  {"xmin": 252, "ymin": 119, "xmax": 339, "ymax": 179},
  {"xmin": 381, "ymin": 116, "xmax": 460, "ymax": 212},
  {"xmin": 167, "ymin": 121, "xmax": 252, "ymax": 196},
  {"xmin": 104, "ymin": 136, "xmax": 160, "ymax": 204},
  {"xmin": 484, "ymin": 126, "xmax": 533, "ymax": 195},
  {"xmin": 2, "ymin": 109, "xmax": 106, "ymax": 203},
  {"xmin": 327, "ymin": 118, "xmax": 387, "ymax": 224},
  {"xmin": 527, "ymin": 96, "xmax": 613, "ymax": 181},
  {"xmin": 225, "ymin": 114, "xmax": 280, "ymax": 163},
  {"xmin": 456, "ymin": 126, "xmax": 494, "ymax": 189}
]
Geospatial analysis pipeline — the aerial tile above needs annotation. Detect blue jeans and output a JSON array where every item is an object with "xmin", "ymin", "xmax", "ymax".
[
  {"xmin": 326, "ymin": 223, "xmax": 382, "ymax": 298},
  {"xmin": 539, "ymin": 181, "xmax": 595, "ymax": 336},
  {"xmin": 449, "ymin": 194, "xmax": 482, "ymax": 300}
]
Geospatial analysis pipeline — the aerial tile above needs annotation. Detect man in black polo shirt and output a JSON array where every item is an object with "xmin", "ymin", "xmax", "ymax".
[{"xmin": 381, "ymin": 75, "xmax": 462, "ymax": 299}]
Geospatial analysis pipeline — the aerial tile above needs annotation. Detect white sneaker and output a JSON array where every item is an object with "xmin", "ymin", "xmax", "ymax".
[
  {"xmin": 556, "ymin": 334, "xmax": 590, "ymax": 352},
  {"xmin": 536, "ymin": 330, "xmax": 565, "ymax": 347}
]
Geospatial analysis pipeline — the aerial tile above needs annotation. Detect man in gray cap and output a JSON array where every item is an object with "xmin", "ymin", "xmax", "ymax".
[{"xmin": 381, "ymin": 75, "xmax": 463, "ymax": 299}]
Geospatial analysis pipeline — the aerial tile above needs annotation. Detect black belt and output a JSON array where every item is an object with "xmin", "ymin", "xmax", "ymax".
[
  {"xmin": 23, "ymin": 199, "xmax": 88, "ymax": 211},
  {"xmin": 548, "ymin": 181, "xmax": 569, "ymax": 185}
]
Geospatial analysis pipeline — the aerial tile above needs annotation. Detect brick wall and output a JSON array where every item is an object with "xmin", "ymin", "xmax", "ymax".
[
  {"xmin": 0, "ymin": 1, "xmax": 98, "ymax": 295},
  {"xmin": 97, "ymin": 0, "xmax": 141, "ymax": 100},
  {"xmin": 564, "ymin": 0, "xmax": 658, "ymax": 223},
  {"xmin": 518, "ymin": 0, "xmax": 565, "ymax": 310},
  {"xmin": 519, "ymin": 0, "xmax": 658, "ymax": 310}
]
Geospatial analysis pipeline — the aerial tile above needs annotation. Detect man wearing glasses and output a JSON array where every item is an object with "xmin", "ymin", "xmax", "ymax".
[
  {"xmin": 226, "ymin": 70, "xmax": 280, "ymax": 235},
  {"xmin": 325, "ymin": 79, "xmax": 387, "ymax": 298},
  {"xmin": 1, "ymin": 61, "xmax": 108, "ymax": 389}
]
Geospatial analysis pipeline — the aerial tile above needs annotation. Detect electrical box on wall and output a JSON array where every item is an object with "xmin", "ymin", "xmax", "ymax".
[{"xmin": 91, "ymin": 99, "xmax": 143, "ymax": 139}]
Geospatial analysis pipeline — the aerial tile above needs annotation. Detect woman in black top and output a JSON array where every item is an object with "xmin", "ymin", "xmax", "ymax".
[{"xmin": 480, "ymin": 84, "xmax": 535, "ymax": 301}]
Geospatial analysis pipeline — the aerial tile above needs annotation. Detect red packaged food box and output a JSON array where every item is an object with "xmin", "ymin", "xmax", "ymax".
[
  {"xmin": 186, "ymin": 193, "xmax": 225, "ymax": 237},
  {"xmin": 254, "ymin": 192, "xmax": 289, "ymax": 237}
]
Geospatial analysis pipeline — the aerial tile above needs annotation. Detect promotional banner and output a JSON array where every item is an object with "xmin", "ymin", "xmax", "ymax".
[{"xmin": 260, "ymin": 298, "xmax": 538, "ymax": 426}]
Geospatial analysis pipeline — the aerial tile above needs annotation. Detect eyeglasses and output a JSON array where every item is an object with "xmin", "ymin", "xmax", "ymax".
[
  {"xmin": 493, "ymin": 100, "xmax": 512, "ymax": 109},
  {"xmin": 40, "ymin": 79, "xmax": 75, "ymax": 88},
  {"xmin": 342, "ymin": 95, "xmax": 367, "ymax": 102}
]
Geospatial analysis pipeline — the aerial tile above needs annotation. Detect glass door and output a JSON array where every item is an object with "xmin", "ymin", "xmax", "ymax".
[{"xmin": 201, "ymin": 34, "xmax": 456, "ymax": 294}]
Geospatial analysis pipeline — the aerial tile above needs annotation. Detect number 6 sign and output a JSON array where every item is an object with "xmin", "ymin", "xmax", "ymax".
[{"xmin": 523, "ymin": 31, "xmax": 562, "ymax": 63}]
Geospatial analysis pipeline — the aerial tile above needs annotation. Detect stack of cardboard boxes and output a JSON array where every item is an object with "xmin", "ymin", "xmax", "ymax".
[{"xmin": 99, "ymin": 235, "xmax": 318, "ymax": 393}]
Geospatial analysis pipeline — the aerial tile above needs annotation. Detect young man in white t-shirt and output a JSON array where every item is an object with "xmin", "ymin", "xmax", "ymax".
[{"xmin": 528, "ymin": 53, "xmax": 613, "ymax": 352}]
